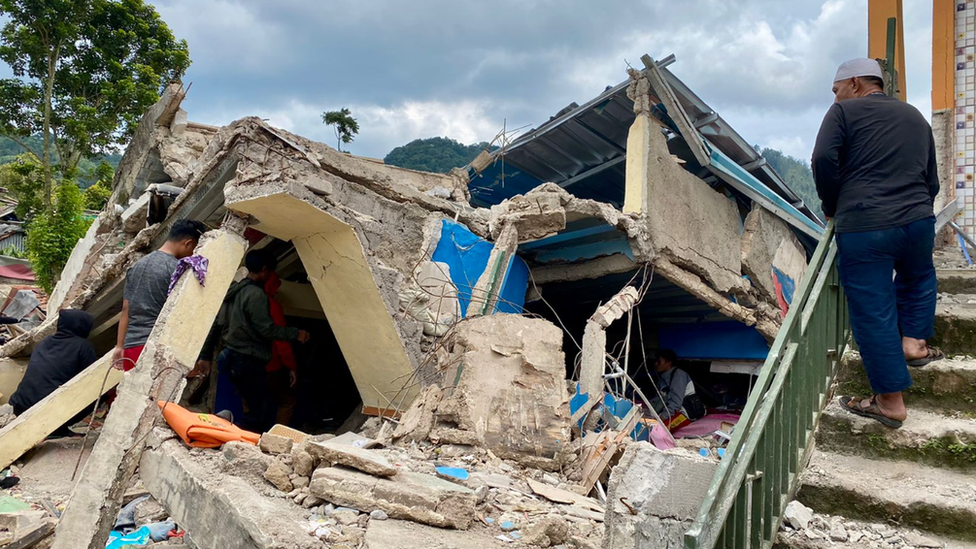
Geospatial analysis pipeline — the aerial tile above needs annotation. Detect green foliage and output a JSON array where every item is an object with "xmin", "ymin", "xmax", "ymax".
[
  {"xmin": 25, "ymin": 180, "xmax": 89, "ymax": 292},
  {"xmin": 81, "ymin": 161, "xmax": 112, "ymax": 210},
  {"xmin": 0, "ymin": 153, "xmax": 43, "ymax": 219},
  {"xmin": 0, "ymin": 0, "xmax": 189, "ymax": 208},
  {"xmin": 0, "ymin": 245, "xmax": 25, "ymax": 258},
  {"xmin": 322, "ymin": 108, "xmax": 359, "ymax": 152},
  {"xmin": 0, "ymin": 136, "xmax": 120, "ymax": 182},
  {"xmin": 384, "ymin": 137, "xmax": 493, "ymax": 173},
  {"xmin": 759, "ymin": 147, "xmax": 824, "ymax": 219}
]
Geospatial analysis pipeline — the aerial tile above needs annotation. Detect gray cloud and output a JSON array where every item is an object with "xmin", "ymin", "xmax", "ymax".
[{"xmin": 147, "ymin": 0, "xmax": 930, "ymax": 161}]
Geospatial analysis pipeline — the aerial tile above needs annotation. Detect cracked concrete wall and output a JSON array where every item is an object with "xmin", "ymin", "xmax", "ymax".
[
  {"xmin": 933, "ymin": 109, "xmax": 956, "ymax": 246},
  {"xmin": 741, "ymin": 205, "xmax": 807, "ymax": 307},
  {"xmin": 641, "ymin": 126, "xmax": 744, "ymax": 295}
]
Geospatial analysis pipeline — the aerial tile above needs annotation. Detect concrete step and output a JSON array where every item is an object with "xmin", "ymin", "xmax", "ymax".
[
  {"xmin": 933, "ymin": 299, "xmax": 976, "ymax": 356},
  {"xmin": 795, "ymin": 451, "xmax": 976, "ymax": 543},
  {"xmin": 816, "ymin": 400, "xmax": 976, "ymax": 472},
  {"xmin": 938, "ymin": 270, "xmax": 976, "ymax": 295},
  {"xmin": 837, "ymin": 355, "xmax": 976, "ymax": 414}
]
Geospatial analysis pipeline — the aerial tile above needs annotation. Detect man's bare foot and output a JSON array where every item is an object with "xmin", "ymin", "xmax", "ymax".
[
  {"xmin": 903, "ymin": 336, "xmax": 928, "ymax": 361},
  {"xmin": 874, "ymin": 392, "xmax": 907, "ymax": 422}
]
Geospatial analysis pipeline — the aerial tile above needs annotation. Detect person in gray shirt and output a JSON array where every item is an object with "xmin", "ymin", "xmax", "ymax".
[{"xmin": 112, "ymin": 220, "xmax": 207, "ymax": 370}]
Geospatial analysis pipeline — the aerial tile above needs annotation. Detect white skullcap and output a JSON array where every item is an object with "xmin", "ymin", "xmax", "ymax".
[{"xmin": 833, "ymin": 58, "xmax": 883, "ymax": 82}]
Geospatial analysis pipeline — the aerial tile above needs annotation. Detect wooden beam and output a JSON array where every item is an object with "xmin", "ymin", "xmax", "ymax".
[{"xmin": 0, "ymin": 352, "xmax": 122, "ymax": 470}]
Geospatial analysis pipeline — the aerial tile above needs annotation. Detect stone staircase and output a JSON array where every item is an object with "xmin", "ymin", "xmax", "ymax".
[{"xmin": 777, "ymin": 269, "xmax": 976, "ymax": 549}]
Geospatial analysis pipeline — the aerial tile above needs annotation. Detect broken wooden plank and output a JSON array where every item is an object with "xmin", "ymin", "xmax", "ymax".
[
  {"xmin": 580, "ymin": 407, "xmax": 639, "ymax": 493},
  {"xmin": 0, "ymin": 352, "xmax": 122, "ymax": 471},
  {"xmin": 640, "ymin": 54, "xmax": 711, "ymax": 168},
  {"xmin": 526, "ymin": 478, "xmax": 604, "ymax": 512}
]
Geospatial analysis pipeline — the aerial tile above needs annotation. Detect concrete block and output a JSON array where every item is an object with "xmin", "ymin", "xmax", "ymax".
[
  {"xmin": 488, "ymin": 189, "xmax": 567, "ymax": 242},
  {"xmin": 258, "ymin": 432, "xmax": 293, "ymax": 455},
  {"xmin": 309, "ymin": 466, "xmax": 476, "ymax": 529},
  {"xmin": 292, "ymin": 449, "xmax": 315, "ymax": 477},
  {"xmin": 604, "ymin": 442, "xmax": 717, "ymax": 549},
  {"xmin": 47, "ymin": 215, "xmax": 102, "ymax": 312},
  {"xmin": 433, "ymin": 315, "xmax": 571, "ymax": 470},
  {"xmin": 263, "ymin": 460, "xmax": 294, "ymax": 492},
  {"xmin": 307, "ymin": 441, "xmax": 397, "ymax": 477}
]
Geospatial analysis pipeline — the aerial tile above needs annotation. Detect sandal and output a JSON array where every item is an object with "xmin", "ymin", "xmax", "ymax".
[
  {"xmin": 907, "ymin": 345, "xmax": 944, "ymax": 368},
  {"xmin": 839, "ymin": 395, "xmax": 903, "ymax": 429}
]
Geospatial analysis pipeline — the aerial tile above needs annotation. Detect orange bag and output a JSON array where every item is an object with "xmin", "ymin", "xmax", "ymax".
[{"xmin": 157, "ymin": 401, "xmax": 260, "ymax": 448}]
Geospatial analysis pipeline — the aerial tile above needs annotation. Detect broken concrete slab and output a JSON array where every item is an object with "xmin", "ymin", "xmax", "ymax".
[
  {"xmin": 52, "ymin": 226, "xmax": 249, "ymax": 549},
  {"xmin": 140, "ymin": 439, "xmax": 324, "ymax": 549},
  {"xmin": 433, "ymin": 314, "xmax": 572, "ymax": 470},
  {"xmin": 639, "ymin": 125, "xmax": 744, "ymax": 295},
  {"xmin": 604, "ymin": 442, "xmax": 718, "ymax": 549},
  {"xmin": 309, "ymin": 466, "xmax": 476, "ymax": 530},
  {"xmin": 307, "ymin": 441, "xmax": 398, "ymax": 477},
  {"xmin": 363, "ymin": 518, "xmax": 508, "ymax": 549}
]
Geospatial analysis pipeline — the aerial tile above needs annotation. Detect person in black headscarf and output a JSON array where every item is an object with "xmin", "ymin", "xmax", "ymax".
[{"xmin": 10, "ymin": 310, "xmax": 97, "ymax": 417}]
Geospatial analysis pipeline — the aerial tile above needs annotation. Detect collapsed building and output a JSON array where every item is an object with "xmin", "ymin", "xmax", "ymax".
[{"xmin": 0, "ymin": 54, "xmax": 824, "ymax": 549}]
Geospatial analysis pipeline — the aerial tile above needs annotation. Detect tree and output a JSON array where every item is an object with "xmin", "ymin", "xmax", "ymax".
[
  {"xmin": 322, "ymin": 108, "xmax": 359, "ymax": 152},
  {"xmin": 25, "ymin": 180, "xmax": 89, "ymax": 292},
  {"xmin": 0, "ymin": 153, "xmax": 43, "ymax": 219},
  {"xmin": 81, "ymin": 161, "xmax": 113, "ymax": 210},
  {"xmin": 0, "ymin": 0, "xmax": 190, "ymax": 212},
  {"xmin": 384, "ymin": 137, "xmax": 493, "ymax": 173}
]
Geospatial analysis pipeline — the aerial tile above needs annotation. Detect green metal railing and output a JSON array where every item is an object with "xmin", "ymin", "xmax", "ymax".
[{"xmin": 684, "ymin": 220, "xmax": 850, "ymax": 549}]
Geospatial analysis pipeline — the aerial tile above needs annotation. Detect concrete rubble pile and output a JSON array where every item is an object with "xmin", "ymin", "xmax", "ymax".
[{"xmin": 0, "ymin": 56, "xmax": 821, "ymax": 549}]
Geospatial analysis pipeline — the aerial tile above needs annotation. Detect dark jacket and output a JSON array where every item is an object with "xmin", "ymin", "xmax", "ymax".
[
  {"xmin": 811, "ymin": 94, "xmax": 939, "ymax": 233},
  {"xmin": 10, "ymin": 310, "xmax": 96, "ymax": 415},
  {"xmin": 200, "ymin": 278, "xmax": 299, "ymax": 363}
]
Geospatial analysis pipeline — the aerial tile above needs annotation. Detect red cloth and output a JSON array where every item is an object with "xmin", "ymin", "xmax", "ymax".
[
  {"xmin": 122, "ymin": 345, "xmax": 144, "ymax": 372},
  {"xmin": 264, "ymin": 272, "xmax": 296, "ymax": 372}
]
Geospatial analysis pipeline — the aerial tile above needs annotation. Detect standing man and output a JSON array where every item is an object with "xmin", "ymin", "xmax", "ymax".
[
  {"xmin": 113, "ymin": 219, "xmax": 208, "ymax": 370},
  {"xmin": 196, "ymin": 249, "xmax": 310, "ymax": 433},
  {"xmin": 812, "ymin": 58, "xmax": 942, "ymax": 429}
]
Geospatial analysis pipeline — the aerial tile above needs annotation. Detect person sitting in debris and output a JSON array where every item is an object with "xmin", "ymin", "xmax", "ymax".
[
  {"xmin": 9, "ymin": 310, "xmax": 97, "ymax": 431},
  {"xmin": 650, "ymin": 349, "xmax": 706, "ymax": 431},
  {"xmin": 113, "ymin": 219, "xmax": 208, "ymax": 371},
  {"xmin": 195, "ymin": 249, "xmax": 310, "ymax": 433}
]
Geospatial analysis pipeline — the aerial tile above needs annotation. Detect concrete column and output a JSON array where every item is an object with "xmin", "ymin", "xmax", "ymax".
[
  {"xmin": 52, "ymin": 223, "xmax": 248, "ymax": 549},
  {"xmin": 623, "ymin": 112, "xmax": 653, "ymax": 215},
  {"xmin": 576, "ymin": 286, "xmax": 639, "ymax": 422}
]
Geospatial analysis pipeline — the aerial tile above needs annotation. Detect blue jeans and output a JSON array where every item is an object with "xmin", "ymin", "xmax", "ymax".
[
  {"xmin": 836, "ymin": 217, "xmax": 937, "ymax": 394},
  {"xmin": 218, "ymin": 348, "xmax": 275, "ymax": 433}
]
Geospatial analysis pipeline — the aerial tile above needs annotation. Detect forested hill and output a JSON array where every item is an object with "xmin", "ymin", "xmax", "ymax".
[
  {"xmin": 383, "ymin": 137, "xmax": 492, "ymax": 173},
  {"xmin": 758, "ymin": 147, "xmax": 823, "ymax": 218},
  {"xmin": 0, "ymin": 136, "xmax": 122, "ymax": 187}
]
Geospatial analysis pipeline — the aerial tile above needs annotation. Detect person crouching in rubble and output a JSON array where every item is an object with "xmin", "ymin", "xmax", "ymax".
[
  {"xmin": 9, "ymin": 310, "xmax": 97, "ymax": 435},
  {"xmin": 113, "ymin": 219, "xmax": 208, "ymax": 371},
  {"xmin": 649, "ymin": 349, "xmax": 706, "ymax": 431},
  {"xmin": 195, "ymin": 249, "xmax": 311, "ymax": 433}
]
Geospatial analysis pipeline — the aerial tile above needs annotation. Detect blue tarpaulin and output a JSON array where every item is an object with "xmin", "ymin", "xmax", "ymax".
[{"xmin": 431, "ymin": 220, "xmax": 528, "ymax": 316}]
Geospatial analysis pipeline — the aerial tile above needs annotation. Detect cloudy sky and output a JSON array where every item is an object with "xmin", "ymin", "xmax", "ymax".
[{"xmin": 151, "ymin": 0, "xmax": 934, "ymax": 163}]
